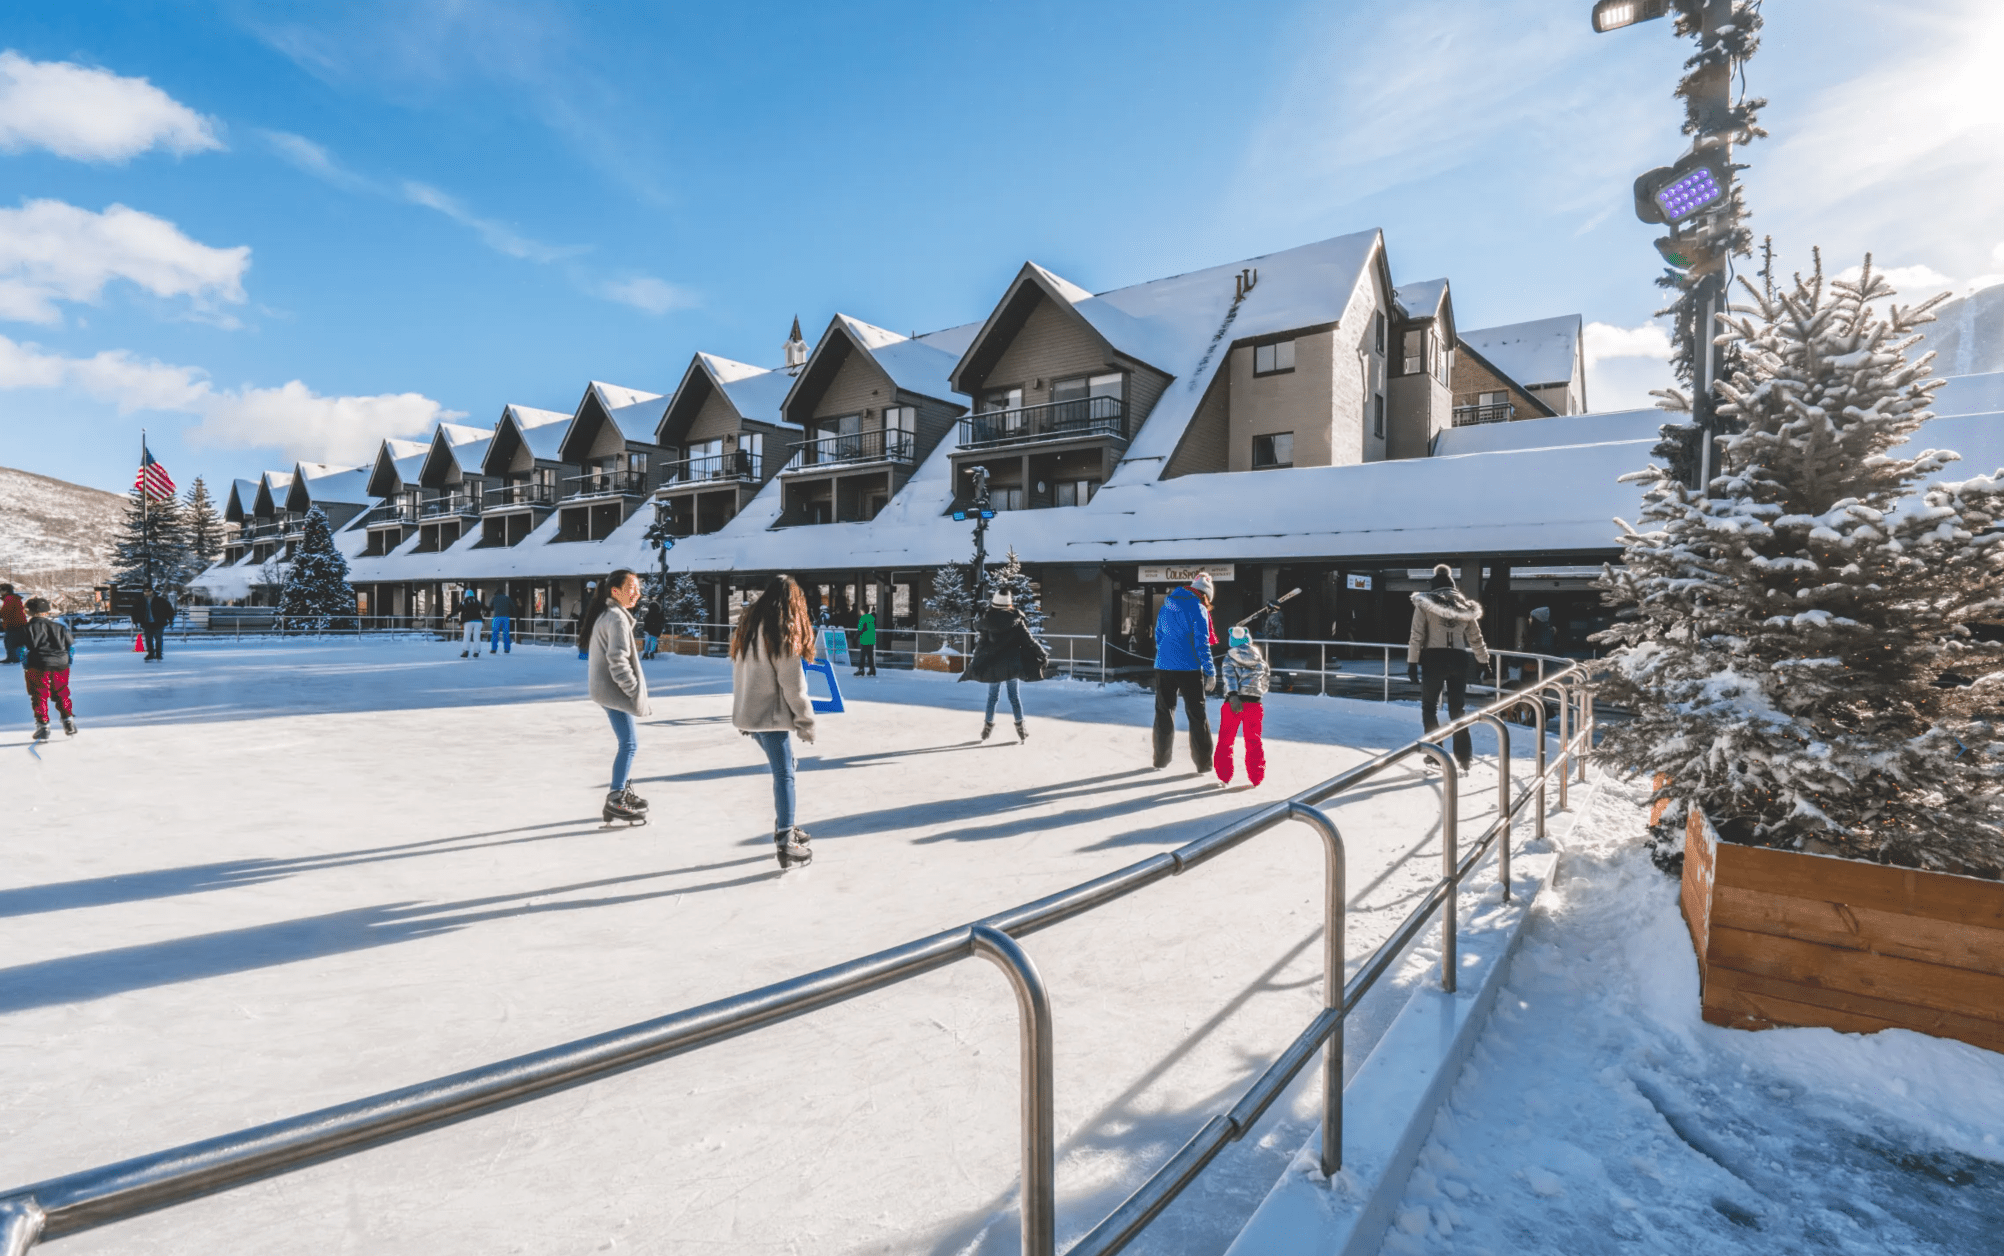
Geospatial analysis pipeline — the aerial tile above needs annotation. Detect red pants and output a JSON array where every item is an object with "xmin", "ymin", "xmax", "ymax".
[
  {"xmin": 1214, "ymin": 699, "xmax": 1265, "ymax": 785},
  {"xmin": 25, "ymin": 667, "xmax": 72, "ymax": 725}
]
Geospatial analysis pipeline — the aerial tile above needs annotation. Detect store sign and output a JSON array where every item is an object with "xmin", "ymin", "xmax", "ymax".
[
  {"xmin": 1346, "ymin": 573, "xmax": 1373, "ymax": 591},
  {"xmin": 1138, "ymin": 564, "xmax": 1235, "ymax": 584}
]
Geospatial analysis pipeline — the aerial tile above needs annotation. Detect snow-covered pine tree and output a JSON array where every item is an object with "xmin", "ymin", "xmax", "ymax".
[
  {"xmin": 279, "ymin": 506, "xmax": 357, "ymax": 628},
  {"xmin": 990, "ymin": 548, "xmax": 1046, "ymax": 640},
  {"xmin": 1597, "ymin": 252, "xmax": 2004, "ymax": 876},
  {"xmin": 111, "ymin": 486, "xmax": 191, "ymax": 591},
  {"xmin": 659, "ymin": 572, "xmax": 706, "ymax": 633},
  {"xmin": 924, "ymin": 556, "xmax": 982, "ymax": 629},
  {"xmin": 184, "ymin": 477, "xmax": 225, "ymax": 576}
]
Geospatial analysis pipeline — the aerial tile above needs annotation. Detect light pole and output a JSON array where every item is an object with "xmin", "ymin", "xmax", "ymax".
[{"xmin": 951, "ymin": 466, "xmax": 995, "ymax": 633}]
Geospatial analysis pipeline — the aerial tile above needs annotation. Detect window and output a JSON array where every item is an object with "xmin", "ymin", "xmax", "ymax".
[
  {"xmin": 991, "ymin": 486, "xmax": 1024, "ymax": 511},
  {"xmin": 1479, "ymin": 391, "xmax": 1506, "ymax": 407},
  {"xmin": 625, "ymin": 451, "xmax": 648, "ymax": 475},
  {"xmin": 1373, "ymin": 394, "xmax": 1386, "ymax": 439},
  {"xmin": 1055, "ymin": 479, "xmax": 1099, "ymax": 507},
  {"xmin": 1402, "ymin": 328, "xmax": 1429, "ymax": 376},
  {"xmin": 982, "ymin": 387, "xmax": 1022, "ymax": 413},
  {"xmin": 1252, "ymin": 432, "xmax": 1294, "ymax": 469},
  {"xmin": 884, "ymin": 405, "xmax": 915, "ymax": 435},
  {"xmin": 1254, "ymin": 339, "xmax": 1296, "ymax": 375},
  {"xmin": 1373, "ymin": 311, "xmax": 1385, "ymax": 354},
  {"xmin": 816, "ymin": 413, "xmax": 861, "ymax": 461}
]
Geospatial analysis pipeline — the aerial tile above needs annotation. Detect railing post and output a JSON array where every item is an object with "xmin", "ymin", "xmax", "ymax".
[
  {"xmin": 1416, "ymin": 743, "xmax": 1458, "ymax": 992},
  {"xmin": 969, "ymin": 925, "xmax": 1055, "ymax": 1256},
  {"xmin": 1578, "ymin": 683, "xmax": 1592, "ymax": 784},
  {"xmin": 1475, "ymin": 714, "xmax": 1511, "ymax": 902},
  {"xmin": 1382, "ymin": 645, "xmax": 1389, "ymax": 704},
  {"xmin": 1283, "ymin": 802, "xmax": 1345, "ymax": 1176},
  {"xmin": 1528, "ymin": 690, "xmax": 1548, "ymax": 848},
  {"xmin": 1556, "ymin": 680, "xmax": 1571, "ymax": 812},
  {"xmin": 0, "ymin": 1196, "xmax": 44, "ymax": 1256}
]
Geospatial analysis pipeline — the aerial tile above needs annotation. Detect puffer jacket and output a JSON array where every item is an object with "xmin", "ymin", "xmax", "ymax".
[
  {"xmin": 731, "ymin": 636, "xmax": 816, "ymax": 740},
  {"xmin": 1407, "ymin": 589, "xmax": 1490, "ymax": 665},
  {"xmin": 0, "ymin": 594, "xmax": 24, "ymax": 630},
  {"xmin": 23, "ymin": 617, "xmax": 74, "ymax": 670},
  {"xmin": 588, "ymin": 604, "xmax": 651, "ymax": 716},
  {"xmin": 964, "ymin": 607, "xmax": 1047, "ymax": 684},
  {"xmin": 1153, "ymin": 587, "xmax": 1215, "ymax": 675},
  {"xmin": 1221, "ymin": 643, "xmax": 1270, "ymax": 699}
]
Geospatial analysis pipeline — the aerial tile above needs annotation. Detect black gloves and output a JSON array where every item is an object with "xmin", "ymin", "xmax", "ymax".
[{"xmin": 1407, "ymin": 663, "xmax": 1420, "ymax": 685}]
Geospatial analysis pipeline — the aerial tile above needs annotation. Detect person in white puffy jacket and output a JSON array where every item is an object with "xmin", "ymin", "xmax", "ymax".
[
  {"xmin": 731, "ymin": 575, "xmax": 819, "ymax": 869},
  {"xmin": 582, "ymin": 569, "xmax": 652, "ymax": 823},
  {"xmin": 1406, "ymin": 564, "xmax": 1490, "ymax": 771}
]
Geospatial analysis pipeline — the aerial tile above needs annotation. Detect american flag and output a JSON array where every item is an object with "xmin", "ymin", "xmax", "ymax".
[{"xmin": 136, "ymin": 444, "xmax": 176, "ymax": 503}]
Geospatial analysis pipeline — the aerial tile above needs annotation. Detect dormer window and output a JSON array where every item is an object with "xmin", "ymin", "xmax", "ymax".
[{"xmin": 1254, "ymin": 340, "xmax": 1295, "ymax": 376}]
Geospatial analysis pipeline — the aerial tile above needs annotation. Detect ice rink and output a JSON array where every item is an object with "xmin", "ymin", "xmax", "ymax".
[{"xmin": 2, "ymin": 636, "xmax": 1539, "ymax": 1254}]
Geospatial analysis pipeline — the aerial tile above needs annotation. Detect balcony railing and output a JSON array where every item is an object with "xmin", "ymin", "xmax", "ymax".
[
  {"xmin": 563, "ymin": 469, "xmax": 649, "ymax": 499},
  {"xmin": 661, "ymin": 450, "xmax": 761, "ymax": 486},
  {"xmin": 239, "ymin": 520, "xmax": 284, "ymax": 540},
  {"xmin": 365, "ymin": 501, "xmax": 421, "ymax": 527},
  {"xmin": 958, "ymin": 396, "xmax": 1126, "ymax": 450},
  {"xmin": 419, "ymin": 493, "xmax": 481, "ymax": 519},
  {"xmin": 485, "ymin": 482, "xmax": 557, "ymax": 510},
  {"xmin": 786, "ymin": 429, "xmax": 915, "ymax": 470},
  {"xmin": 1451, "ymin": 402, "xmax": 1516, "ymax": 426}
]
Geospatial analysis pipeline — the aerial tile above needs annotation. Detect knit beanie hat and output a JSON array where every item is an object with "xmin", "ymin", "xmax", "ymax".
[
  {"xmin": 991, "ymin": 590, "xmax": 1014, "ymax": 608},
  {"xmin": 1189, "ymin": 572, "xmax": 1216, "ymax": 599},
  {"xmin": 1429, "ymin": 564, "xmax": 1454, "ymax": 590},
  {"xmin": 1228, "ymin": 625, "xmax": 1251, "ymax": 647},
  {"xmin": 1530, "ymin": 606, "xmax": 1551, "ymax": 622}
]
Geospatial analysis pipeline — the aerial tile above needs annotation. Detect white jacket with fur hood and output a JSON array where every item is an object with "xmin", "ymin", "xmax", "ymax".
[{"xmin": 1407, "ymin": 588, "xmax": 1490, "ymax": 665}]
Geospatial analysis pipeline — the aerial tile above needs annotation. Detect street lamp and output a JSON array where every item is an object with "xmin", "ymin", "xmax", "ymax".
[{"xmin": 1590, "ymin": 0, "xmax": 1670, "ymax": 32}]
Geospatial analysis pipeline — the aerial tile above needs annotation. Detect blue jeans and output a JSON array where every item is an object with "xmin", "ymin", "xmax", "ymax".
[
  {"xmin": 491, "ymin": 616, "xmax": 512, "ymax": 652},
  {"xmin": 984, "ymin": 678, "xmax": 1023, "ymax": 722},
  {"xmin": 605, "ymin": 707, "xmax": 639, "ymax": 791},
  {"xmin": 644, "ymin": 634, "xmax": 659, "ymax": 656},
  {"xmin": 751, "ymin": 730, "xmax": 796, "ymax": 831}
]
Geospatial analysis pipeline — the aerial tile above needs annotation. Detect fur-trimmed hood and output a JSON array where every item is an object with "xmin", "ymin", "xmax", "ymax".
[{"xmin": 1410, "ymin": 588, "xmax": 1483, "ymax": 622}]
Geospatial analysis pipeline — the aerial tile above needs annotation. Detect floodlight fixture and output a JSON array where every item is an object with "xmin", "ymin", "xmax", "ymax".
[
  {"xmin": 1591, "ymin": 0, "xmax": 1672, "ymax": 32},
  {"xmin": 1632, "ymin": 148, "xmax": 1731, "ymax": 226}
]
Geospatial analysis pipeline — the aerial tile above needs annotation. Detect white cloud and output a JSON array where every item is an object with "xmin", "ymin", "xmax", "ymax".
[
  {"xmin": 0, "ymin": 199, "xmax": 250, "ymax": 325},
  {"xmin": 1832, "ymin": 262, "xmax": 1956, "ymax": 301},
  {"xmin": 0, "ymin": 333, "xmax": 456, "ymax": 463},
  {"xmin": 598, "ymin": 274, "xmax": 697, "ymax": 315},
  {"xmin": 261, "ymin": 129, "xmax": 375, "ymax": 193},
  {"xmin": 0, "ymin": 49, "xmax": 221, "ymax": 162},
  {"xmin": 1584, "ymin": 320, "xmax": 1674, "ymax": 367},
  {"xmin": 401, "ymin": 180, "xmax": 582, "ymax": 263}
]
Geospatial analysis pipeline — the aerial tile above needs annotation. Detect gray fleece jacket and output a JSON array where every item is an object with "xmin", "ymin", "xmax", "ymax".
[{"xmin": 588, "ymin": 604, "xmax": 651, "ymax": 716}]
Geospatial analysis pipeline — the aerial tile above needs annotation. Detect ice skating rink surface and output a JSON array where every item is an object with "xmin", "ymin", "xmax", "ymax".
[{"xmin": 2, "ymin": 638, "xmax": 1534, "ymax": 1254}]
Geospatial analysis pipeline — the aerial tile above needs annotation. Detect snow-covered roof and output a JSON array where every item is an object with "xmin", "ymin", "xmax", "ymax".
[
  {"xmin": 1433, "ymin": 408, "xmax": 1667, "ymax": 457},
  {"xmin": 838, "ymin": 315, "xmax": 962, "ymax": 403},
  {"xmin": 1395, "ymin": 279, "xmax": 1449, "ymax": 320},
  {"xmin": 1934, "ymin": 371, "xmax": 2004, "ymax": 418},
  {"xmin": 699, "ymin": 354, "xmax": 799, "ymax": 429},
  {"xmin": 253, "ymin": 471, "xmax": 293, "ymax": 517},
  {"xmin": 592, "ymin": 382, "xmax": 668, "ymax": 444},
  {"xmin": 504, "ymin": 405, "xmax": 573, "ymax": 460},
  {"xmin": 429, "ymin": 423, "xmax": 494, "ymax": 478},
  {"xmin": 225, "ymin": 477, "xmax": 260, "ymax": 523},
  {"xmin": 289, "ymin": 461, "xmax": 373, "ymax": 509},
  {"xmin": 1459, "ymin": 315, "xmax": 1583, "ymax": 389}
]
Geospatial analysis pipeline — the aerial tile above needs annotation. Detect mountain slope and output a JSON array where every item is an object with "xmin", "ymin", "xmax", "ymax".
[
  {"xmin": 0, "ymin": 464, "xmax": 126, "ymax": 608},
  {"xmin": 1925, "ymin": 284, "xmax": 2004, "ymax": 378}
]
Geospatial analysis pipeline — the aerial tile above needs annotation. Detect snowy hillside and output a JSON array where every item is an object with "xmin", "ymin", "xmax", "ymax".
[
  {"xmin": 1926, "ymin": 285, "xmax": 2004, "ymax": 377},
  {"xmin": 0, "ymin": 464, "xmax": 125, "ymax": 608}
]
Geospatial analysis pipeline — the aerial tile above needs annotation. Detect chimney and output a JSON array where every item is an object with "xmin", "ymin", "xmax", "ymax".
[
  {"xmin": 1234, "ymin": 268, "xmax": 1259, "ymax": 300},
  {"xmin": 784, "ymin": 316, "xmax": 808, "ymax": 369}
]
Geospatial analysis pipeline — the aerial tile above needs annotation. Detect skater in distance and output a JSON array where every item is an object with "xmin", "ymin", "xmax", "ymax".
[
  {"xmin": 1152, "ymin": 572, "xmax": 1217, "ymax": 773},
  {"xmin": 21, "ymin": 597, "xmax": 77, "ymax": 741},
  {"xmin": 962, "ymin": 589, "xmax": 1047, "ymax": 742},
  {"xmin": 730, "ymin": 575, "xmax": 818, "ymax": 869},
  {"xmin": 582, "ymin": 569, "xmax": 651, "ymax": 824},
  {"xmin": 1406, "ymin": 564, "xmax": 1490, "ymax": 772},
  {"xmin": 457, "ymin": 589, "xmax": 486, "ymax": 658}
]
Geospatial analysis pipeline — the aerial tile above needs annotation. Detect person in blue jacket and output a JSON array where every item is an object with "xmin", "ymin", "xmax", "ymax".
[{"xmin": 1152, "ymin": 572, "xmax": 1217, "ymax": 772}]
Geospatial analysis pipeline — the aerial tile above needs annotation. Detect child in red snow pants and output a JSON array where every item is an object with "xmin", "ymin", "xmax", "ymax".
[
  {"xmin": 25, "ymin": 667, "xmax": 72, "ymax": 725},
  {"xmin": 1214, "ymin": 699, "xmax": 1264, "ymax": 785}
]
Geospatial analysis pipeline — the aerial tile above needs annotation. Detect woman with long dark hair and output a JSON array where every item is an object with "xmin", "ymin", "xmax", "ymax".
[
  {"xmin": 581, "ymin": 569, "xmax": 651, "ymax": 824},
  {"xmin": 730, "ymin": 575, "xmax": 817, "ymax": 868}
]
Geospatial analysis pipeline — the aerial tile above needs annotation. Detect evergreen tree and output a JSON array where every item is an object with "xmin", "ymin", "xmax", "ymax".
[
  {"xmin": 280, "ymin": 506, "xmax": 357, "ymax": 628},
  {"xmin": 111, "ymin": 486, "xmax": 192, "ymax": 592},
  {"xmin": 184, "ymin": 477, "xmax": 225, "ymax": 575},
  {"xmin": 658, "ymin": 572, "xmax": 707, "ymax": 632},
  {"xmin": 1596, "ymin": 252, "xmax": 2004, "ymax": 875},
  {"xmin": 925, "ymin": 548, "xmax": 1044, "ymax": 639},
  {"xmin": 990, "ymin": 548, "xmax": 1046, "ymax": 639}
]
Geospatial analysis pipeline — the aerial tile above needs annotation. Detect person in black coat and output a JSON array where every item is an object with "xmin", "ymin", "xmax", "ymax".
[
  {"xmin": 134, "ymin": 587, "xmax": 174, "ymax": 661},
  {"xmin": 961, "ymin": 590, "xmax": 1048, "ymax": 743},
  {"xmin": 641, "ymin": 600, "xmax": 667, "ymax": 658}
]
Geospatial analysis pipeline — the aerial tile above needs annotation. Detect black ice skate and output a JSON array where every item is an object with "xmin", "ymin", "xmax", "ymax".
[
  {"xmin": 616, "ymin": 787, "xmax": 649, "ymax": 811},
  {"xmin": 1015, "ymin": 721, "xmax": 1027, "ymax": 743},
  {"xmin": 981, "ymin": 721, "xmax": 994, "ymax": 741},
  {"xmin": 31, "ymin": 722, "xmax": 49, "ymax": 741},
  {"xmin": 774, "ymin": 827, "xmax": 813, "ymax": 868},
  {"xmin": 61, "ymin": 715, "xmax": 76, "ymax": 736},
  {"xmin": 602, "ymin": 789, "xmax": 648, "ymax": 825}
]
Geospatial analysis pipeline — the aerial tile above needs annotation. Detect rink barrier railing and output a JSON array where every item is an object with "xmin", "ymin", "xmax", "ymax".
[{"xmin": 0, "ymin": 657, "xmax": 1595, "ymax": 1256}]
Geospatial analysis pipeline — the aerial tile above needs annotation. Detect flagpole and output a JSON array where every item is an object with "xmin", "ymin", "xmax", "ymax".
[{"xmin": 142, "ymin": 428, "xmax": 152, "ymax": 592}]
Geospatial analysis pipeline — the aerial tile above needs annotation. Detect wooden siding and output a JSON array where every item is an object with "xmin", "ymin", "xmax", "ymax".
[
  {"xmin": 1126, "ymin": 363, "xmax": 1171, "ymax": 436},
  {"xmin": 1162, "ymin": 369, "xmax": 1231, "ymax": 478},
  {"xmin": 909, "ymin": 393, "xmax": 965, "ymax": 467},
  {"xmin": 1682, "ymin": 807, "xmax": 2004, "ymax": 1054},
  {"xmin": 686, "ymin": 384, "xmax": 744, "ymax": 444},
  {"xmin": 810, "ymin": 347, "xmax": 891, "ymax": 427},
  {"xmin": 978, "ymin": 293, "xmax": 1117, "ymax": 405}
]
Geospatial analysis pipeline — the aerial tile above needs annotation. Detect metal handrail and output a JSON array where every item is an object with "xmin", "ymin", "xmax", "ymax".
[
  {"xmin": 784, "ymin": 428, "xmax": 915, "ymax": 469},
  {"xmin": 958, "ymin": 395, "xmax": 1126, "ymax": 449},
  {"xmin": 484, "ymin": 483, "xmax": 555, "ymax": 509},
  {"xmin": 417, "ymin": 493, "xmax": 479, "ymax": 519},
  {"xmin": 1451, "ymin": 402, "xmax": 1515, "ymax": 426},
  {"xmin": 661, "ymin": 451, "xmax": 760, "ymax": 484},
  {"xmin": 0, "ymin": 652, "xmax": 1592, "ymax": 1256},
  {"xmin": 562, "ymin": 470, "xmax": 648, "ymax": 498}
]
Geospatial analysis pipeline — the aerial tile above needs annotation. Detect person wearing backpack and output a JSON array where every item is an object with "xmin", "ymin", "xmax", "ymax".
[{"xmin": 1406, "ymin": 564, "xmax": 1490, "ymax": 772}]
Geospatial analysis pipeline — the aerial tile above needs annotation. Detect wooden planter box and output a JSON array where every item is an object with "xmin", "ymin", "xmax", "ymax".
[
  {"xmin": 1681, "ymin": 807, "xmax": 2004, "ymax": 1053},
  {"xmin": 667, "ymin": 635, "xmax": 703, "ymax": 656},
  {"xmin": 914, "ymin": 653, "xmax": 965, "ymax": 674}
]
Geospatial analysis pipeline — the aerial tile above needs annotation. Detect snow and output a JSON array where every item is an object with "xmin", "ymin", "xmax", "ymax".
[
  {"xmin": 0, "ymin": 637, "xmax": 1537, "ymax": 1254},
  {"xmin": 1458, "ymin": 316, "xmax": 1584, "ymax": 390},
  {"xmin": 224, "ymin": 477, "xmax": 261, "ymax": 523},
  {"xmin": 1394, "ymin": 279, "xmax": 1448, "ymax": 321},
  {"xmin": 252, "ymin": 470, "xmax": 293, "ymax": 516},
  {"xmin": 1432, "ymin": 409, "xmax": 1668, "ymax": 457},
  {"xmin": 1372, "ymin": 774, "xmax": 2004, "ymax": 1256},
  {"xmin": 287, "ymin": 462, "xmax": 372, "ymax": 509},
  {"xmin": 835, "ymin": 314, "xmax": 964, "ymax": 403},
  {"xmin": 502, "ymin": 405, "xmax": 573, "ymax": 461},
  {"xmin": 428, "ymin": 422, "xmax": 494, "ymax": 477},
  {"xmin": 0, "ymin": 463, "xmax": 123, "ymax": 590}
]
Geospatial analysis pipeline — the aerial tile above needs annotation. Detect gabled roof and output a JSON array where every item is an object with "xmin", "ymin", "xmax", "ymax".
[
  {"xmin": 287, "ymin": 462, "xmax": 372, "ymax": 512},
  {"xmin": 367, "ymin": 438, "xmax": 431, "ymax": 499},
  {"xmin": 1394, "ymin": 279, "xmax": 1450, "ymax": 322},
  {"xmin": 252, "ymin": 471, "xmax": 294, "ymax": 518},
  {"xmin": 1459, "ymin": 315, "xmax": 1583, "ymax": 390},
  {"xmin": 658, "ymin": 353, "xmax": 802, "ymax": 444},
  {"xmin": 781, "ymin": 315, "xmax": 964, "ymax": 421},
  {"xmin": 592, "ymin": 381, "xmax": 668, "ymax": 444},
  {"xmin": 950, "ymin": 262, "xmax": 1145, "ymax": 395},
  {"xmin": 225, "ymin": 477, "xmax": 261, "ymax": 524},
  {"xmin": 509, "ymin": 404, "xmax": 573, "ymax": 457},
  {"xmin": 418, "ymin": 423, "xmax": 494, "ymax": 487}
]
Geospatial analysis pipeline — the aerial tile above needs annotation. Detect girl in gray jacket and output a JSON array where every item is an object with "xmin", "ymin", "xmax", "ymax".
[
  {"xmin": 582, "ymin": 568, "xmax": 651, "ymax": 824},
  {"xmin": 731, "ymin": 575, "xmax": 818, "ymax": 868}
]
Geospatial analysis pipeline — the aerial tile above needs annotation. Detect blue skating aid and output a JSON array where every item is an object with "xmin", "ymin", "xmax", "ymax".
[{"xmin": 802, "ymin": 656, "xmax": 845, "ymax": 714}]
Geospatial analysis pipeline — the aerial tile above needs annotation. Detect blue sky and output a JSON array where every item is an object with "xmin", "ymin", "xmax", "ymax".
[{"xmin": 2, "ymin": 0, "xmax": 1999, "ymax": 496}]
